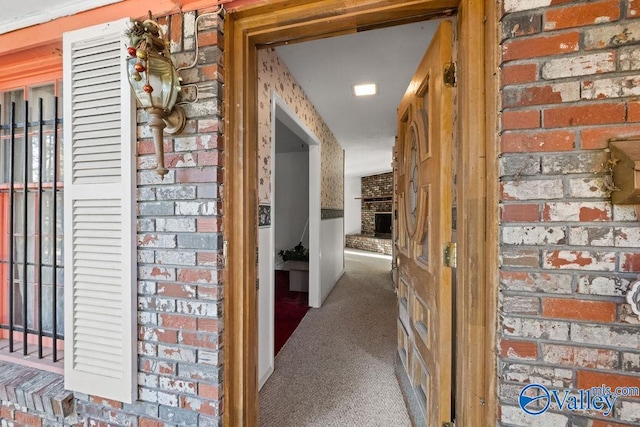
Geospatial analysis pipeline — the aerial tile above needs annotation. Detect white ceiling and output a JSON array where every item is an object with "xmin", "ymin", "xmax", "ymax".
[
  {"xmin": 276, "ymin": 20, "xmax": 440, "ymax": 177},
  {"xmin": 0, "ymin": 0, "xmax": 121, "ymax": 35},
  {"xmin": 3, "ymin": 1, "xmax": 441, "ymax": 179}
]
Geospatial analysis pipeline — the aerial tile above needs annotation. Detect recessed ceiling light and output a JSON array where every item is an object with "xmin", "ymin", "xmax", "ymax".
[{"xmin": 353, "ymin": 83, "xmax": 377, "ymax": 97}]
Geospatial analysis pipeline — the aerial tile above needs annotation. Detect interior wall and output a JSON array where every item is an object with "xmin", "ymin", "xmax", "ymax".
[
  {"xmin": 275, "ymin": 151, "xmax": 310, "ymax": 263},
  {"xmin": 344, "ymin": 175, "xmax": 362, "ymax": 235},
  {"xmin": 320, "ymin": 218, "xmax": 344, "ymax": 303},
  {"xmin": 257, "ymin": 47, "xmax": 344, "ymax": 209}
]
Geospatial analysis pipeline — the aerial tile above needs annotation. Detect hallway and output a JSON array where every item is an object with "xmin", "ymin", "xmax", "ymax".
[{"xmin": 259, "ymin": 249, "xmax": 411, "ymax": 426}]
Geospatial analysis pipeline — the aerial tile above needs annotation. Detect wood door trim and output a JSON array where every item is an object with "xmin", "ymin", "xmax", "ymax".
[{"xmin": 222, "ymin": 1, "xmax": 498, "ymax": 425}]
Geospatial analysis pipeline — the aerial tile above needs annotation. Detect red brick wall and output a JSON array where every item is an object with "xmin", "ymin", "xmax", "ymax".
[{"xmin": 499, "ymin": 1, "xmax": 640, "ymax": 425}]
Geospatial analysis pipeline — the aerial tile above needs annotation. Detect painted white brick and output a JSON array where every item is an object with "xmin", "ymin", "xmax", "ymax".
[
  {"xmin": 577, "ymin": 275, "xmax": 630, "ymax": 296},
  {"xmin": 620, "ymin": 46, "xmax": 640, "ymax": 71},
  {"xmin": 502, "ymin": 317, "xmax": 570, "ymax": 340},
  {"xmin": 503, "ymin": 179, "xmax": 564, "ymax": 200},
  {"xmin": 157, "ymin": 218, "xmax": 197, "ymax": 232},
  {"xmin": 544, "ymin": 202, "xmax": 612, "ymax": 222},
  {"xmin": 138, "ymin": 233, "xmax": 177, "ymax": 249},
  {"xmin": 503, "ymin": 226, "xmax": 566, "ymax": 245},
  {"xmin": 504, "ymin": 0, "xmax": 552, "ymax": 13},
  {"xmin": 571, "ymin": 323, "xmax": 640, "ymax": 348},
  {"xmin": 503, "ymin": 363, "xmax": 573, "ymax": 387},
  {"xmin": 615, "ymin": 227, "xmax": 640, "ymax": 247},
  {"xmin": 155, "ymin": 250, "xmax": 197, "ymax": 266},
  {"xmin": 614, "ymin": 205, "xmax": 639, "ymax": 221},
  {"xmin": 175, "ymin": 201, "xmax": 218, "ymax": 216},
  {"xmin": 542, "ymin": 53, "xmax": 615, "ymax": 79},
  {"xmin": 619, "ymin": 400, "xmax": 640, "ymax": 423},
  {"xmin": 568, "ymin": 177, "xmax": 611, "ymax": 198},
  {"xmin": 500, "ymin": 405, "xmax": 568, "ymax": 427},
  {"xmin": 582, "ymin": 76, "xmax": 640, "ymax": 99},
  {"xmin": 501, "ymin": 272, "xmax": 573, "ymax": 294},
  {"xmin": 568, "ymin": 227, "xmax": 614, "ymax": 246},
  {"xmin": 543, "ymin": 250, "xmax": 616, "ymax": 271}
]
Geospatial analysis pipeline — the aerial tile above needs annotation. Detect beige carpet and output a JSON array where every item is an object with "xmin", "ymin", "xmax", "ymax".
[{"xmin": 259, "ymin": 249, "xmax": 411, "ymax": 426}]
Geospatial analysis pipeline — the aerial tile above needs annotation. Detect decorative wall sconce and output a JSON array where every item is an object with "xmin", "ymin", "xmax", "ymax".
[{"xmin": 126, "ymin": 13, "xmax": 185, "ymax": 177}]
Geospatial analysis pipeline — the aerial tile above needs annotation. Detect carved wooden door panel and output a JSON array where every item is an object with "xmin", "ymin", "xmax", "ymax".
[{"xmin": 394, "ymin": 20, "xmax": 454, "ymax": 426}]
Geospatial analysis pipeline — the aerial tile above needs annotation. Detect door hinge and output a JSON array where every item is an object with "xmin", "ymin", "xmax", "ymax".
[
  {"xmin": 443, "ymin": 242, "xmax": 457, "ymax": 268},
  {"xmin": 443, "ymin": 422, "xmax": 455, "ymax": 427},
  {"xmin": 444, "ymin": 62, "xmax": 456, "ymax": 87}
]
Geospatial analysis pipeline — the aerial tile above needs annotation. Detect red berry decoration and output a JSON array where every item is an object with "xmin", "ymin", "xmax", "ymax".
[
  {"xmin": 127, "ymin": 46, "xmax": 137, "ymax": 57},
  {"xmin": 143, "ymin": 84, "xmax": 153, "ymax": 93},
  {"xmin": 134, "ymin": 62, "xmax": 146, "ymax": 72}
]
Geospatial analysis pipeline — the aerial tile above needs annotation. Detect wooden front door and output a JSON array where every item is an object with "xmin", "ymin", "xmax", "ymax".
[{"xmin": 394, "ymin": 20, "xmax": 454, "ymax": 426}]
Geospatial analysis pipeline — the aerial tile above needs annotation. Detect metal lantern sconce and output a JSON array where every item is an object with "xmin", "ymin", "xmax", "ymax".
[{"xmin": 126, "ymin": 13, "xmax": 186, "ymax": 177}]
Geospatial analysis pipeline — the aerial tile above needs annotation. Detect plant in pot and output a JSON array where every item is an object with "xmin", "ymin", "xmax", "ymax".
[{"xmin": 278, "ymin": 242, "xmax": 309, "ymax": 262}]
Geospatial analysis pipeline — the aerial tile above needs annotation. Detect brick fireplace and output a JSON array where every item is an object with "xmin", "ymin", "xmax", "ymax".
[{"xmin": 346, "ymin": 172, "xmax": 393, "ymax": 255}]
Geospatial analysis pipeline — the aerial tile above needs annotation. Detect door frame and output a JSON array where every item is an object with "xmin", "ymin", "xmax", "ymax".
[{"xmin": 222, "ymin": 0, "xmax": 498, "ymax": 425}]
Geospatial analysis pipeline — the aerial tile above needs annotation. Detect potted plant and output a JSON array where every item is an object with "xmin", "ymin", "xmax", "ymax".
[{"xmin": 278, "ymin": 242, "xmax": 309, "ymax": 262}]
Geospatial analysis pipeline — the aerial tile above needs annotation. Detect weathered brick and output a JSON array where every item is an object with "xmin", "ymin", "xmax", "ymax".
[
  {"xmin": 501, "ymin": 130, "xmax": 575, "ymax": 152},
  {"xmin": 176, "ymin": 235, "xmax": 221, "ymax": 253},
  {"xmin": 501, "ymin": 295, "xmax": 540, "ymax": 314},
  {"xmin": 622, "ymin": 352, "xmax": 640, "ymax": 372},
  {"xmin": 542, "ymin": 297, "xmax": 617, "ymax": 322},
  {"xmin": 569, "ymin": 226, "xmax": 614, "ymax": 246},
  {"xmin": 156, "ymin": 218, "xmax": 197, "ymax": 233},
  {"xmin": 615, "ymin": 227, "xmax": 640, "ymax": 247},
  {"xmin": 541, "ymin": 152, "xmax": 609, "ymax": 175},
  {"xmin": 503, "ymin": 82, "xmax": 580, "ymax": 107},
  {"xmin": 500, "ymin": 271, "xmax": 573, "ymax": 294},
  {"xmin": 582, "ymin": 76, "xmax": 640, "ymax": 99},
  {"xmin": 543, "ymin": 103, "xmax": 626, "ymax": 128},
  {"xmin": 621, "ymin": 253, "xmax": 640, "ymax": 272},
  {"xmin": 581, "ymin": 125, "xmax": 640, "ymax": 149},
  {"xmin": 571, "ymin": 323, "xmax": 640, "ymax": 348},
  {"xmin": 543, "ymin": 202, "xmax": 612, "ymax": 221},
  {"xmin": 542, "ymin": 52, "xmax": 616, "ymax": 80},
  {"xmin": 619, "ymin": 400, "xmax": 640, "ymax": 424},
  {"xmin": 502, "ymin": 226, "xmax": 566, "ymax": 245},
  {"xmin": 577, "ymin": 275, "xmax": 631, "ymax": 296},
  {"xmin": 175, "ymin": 201, "xmax": 218, "ymax": 216},
  {"xmin": 583, "ymin": 20, "xmax": 640, "ymax": 50},
  {"xmin": 500, "ymin": 404, "xmax": 569, "ymax": 427},
  {"xmin": 502, "ymin": 362, "xmax": 573, "ymax": 387},
  {"xmin": 138, "ymin": 234, "xmax": 177, "ymax": 249},
  {"xmin": 502, "ymin": 316, "xmax": 570, "ymax": 340},
  {"xmin": 543, "ymin": 250, "xmax": 616, "ymax": 271},
  {"xmin": 502, "ymin": 31, "xmax": 580, "ymax": 61},
  {"xmin": 155, "ymin": 250, "xmax": 197, "ymax": 266},
  {"xmin": 502, "ymin": 179, "xmax": 564, "ymax": 200},
  {"xmin": 500, "ymin": 153, "xmax": 541, "ymax": 176},
  {"xmin": 501, "ymin": 204, "xmax": 540, "ymax": 222},
  {"xmin": 631, "ymin": 0, "xmax": 640, "ymax": 19},
  {"xmin": 502, "ymin": 13, "xmax": 542, "ymax": 39},
  {"xmin": 542, "ymin": 343, "xmax": 618, "ymax": 369},
  {"xmin": 544, "ymin": 0, "xmax": 620, "ymax": 31},
  {"xmin": 501, "ymin": 248, "xmax": 540, "ymax": 267},
  {"xmin": 500, "ymin": 339, "xmax": 538, "ymax": 360},
  {"xmin": 568, "ymin": 177, "xmax": 612, "ymax": 198},
  {"xmin": 139, "ymin": 202, "xmax": 175, "ymax": 217},
  {"xmin": 158, "ymin": 406, "xmax": 199, "ymax": 426}
]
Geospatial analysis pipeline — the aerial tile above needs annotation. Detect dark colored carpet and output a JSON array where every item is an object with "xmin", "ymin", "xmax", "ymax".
[{"xmin": 274, "ymin": 270, "xmax": 309, "ymax": 355}]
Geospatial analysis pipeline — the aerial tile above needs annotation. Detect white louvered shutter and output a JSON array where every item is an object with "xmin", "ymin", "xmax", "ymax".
[{"xmin": 63, "ymin": 18, "xmax": 137, "ymax": 403}]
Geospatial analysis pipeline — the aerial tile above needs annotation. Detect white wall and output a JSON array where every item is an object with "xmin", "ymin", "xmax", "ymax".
[
  {"xmin": 344, "ymin": 176, "xmax": 362, "ymax": 235},
  {"xmin": 275, "ymin": 151, "xmax": 310, "ymax": 266},
  {"xmin": 319, "ymin": 218, "xmax": 345, "ymax": 304}
]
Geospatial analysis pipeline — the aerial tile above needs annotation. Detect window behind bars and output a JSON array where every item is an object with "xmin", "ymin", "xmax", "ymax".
[{"xmin": 0, "ymin": 82, "xmax": 64, "ymax": 362}]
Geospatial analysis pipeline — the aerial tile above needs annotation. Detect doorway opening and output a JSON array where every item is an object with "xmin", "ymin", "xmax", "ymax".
[{"xmin": 223, "ymin": 1, "xmax": 497, "ymax": 425}]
